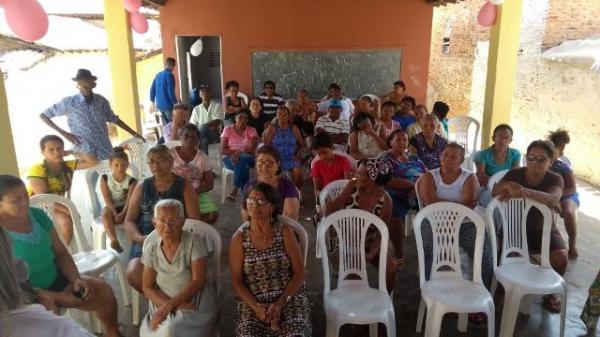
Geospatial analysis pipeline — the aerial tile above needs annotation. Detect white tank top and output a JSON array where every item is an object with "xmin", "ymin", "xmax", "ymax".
[{"xmin": 430, "ymin": 168, "xmax": 473, "ymax": 204}]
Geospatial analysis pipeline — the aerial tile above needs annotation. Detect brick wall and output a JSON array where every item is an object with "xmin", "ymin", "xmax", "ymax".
[{"xmin": 543, "ymin": 0, "xmax": 600, "ymax": 49}]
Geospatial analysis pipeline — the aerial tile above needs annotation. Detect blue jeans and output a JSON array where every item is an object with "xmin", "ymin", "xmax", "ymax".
[
  {"xmin": 198, "ymin": 123, "xmax": 221, "ymax": 155},
  {"xmin": 159, "ymin": 108, "xmax": 172, "ymax": 125},
  {"xmin": 223, "ymin": 153, "xmax": 255, "ymax": 189}
]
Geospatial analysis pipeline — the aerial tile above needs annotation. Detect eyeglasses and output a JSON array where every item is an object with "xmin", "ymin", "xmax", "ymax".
[
  {"xmin": 526, "ymin": 154, "xmax": 548, "ymax": 164},
  {"xmin": 256, "ymin": 160, "xmax": 277, "ymax": 167},
  {"xmin": 246, "ymin": 197, "xmax": 270, "ymax": 207}
]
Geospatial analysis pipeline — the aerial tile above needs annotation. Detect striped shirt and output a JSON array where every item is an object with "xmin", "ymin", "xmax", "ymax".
[
  {"xmin": 315, "ymin": 114, "xmax": 351, "ymax": 135},
  {"xmin": 259, "ymin": 92, "xmax": 284, "ymax": 115}
]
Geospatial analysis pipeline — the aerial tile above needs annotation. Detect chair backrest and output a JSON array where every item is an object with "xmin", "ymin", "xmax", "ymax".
[
  {"xmin": 318, "ymin": 209, "xmax": 389, "ymax": 294},
  {"xmin": 29, "ymin": 194, "xmax": 92, "ymax": 253},
  {"xmin": 164, "ymin": 140, "xmax": 181, "ymax": 149},
  {"xmin": 448, "ymin": 116, "xmax": 480, "ymax": 154},
  {"xmin": 414, "ymin": 175, "xmax": 424, "ymax": 209},
  {"xmin": 486, "ymin": 169, "xmax": 508, "ymax": 191},
  {"xmin": 486, "ymin": 197, "xmax": 553, "ymax": 267},
  {"xmin": 84, "ymin": 162, "xmax": 140, "ymax": 218},
  {"xmin": 413, "ymin": 202, "xmax": 486, "ymax": 286},
  {"xmin": 119, "ymin": 137, "xmax": 151, "ymax": 178},
  {"xmin": 183, "ymin": 219, "xmax": 222, "ymax": 292},
  {"xmin": 333, "ymin": 150, "xmax": 358, "ymax": 170},
  {"xmin": 463, "ymin": 149, "xmax": 478, "ymax": 171},
  {"xmin": 319, "ymin": 179, "xmax": 349, "ymax": 214}
]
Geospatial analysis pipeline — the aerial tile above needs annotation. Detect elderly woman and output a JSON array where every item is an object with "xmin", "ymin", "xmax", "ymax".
[
  {"xmin": 417, "ymin": 144, "xmax": 493, "ymax": 311},
  {"xmin": 125, "ymin": 145, "xmax": 200, "ymax": 292},
  {"xmin": 140, "ymin": 199, "xmax": 217, "ymax": 337},
  {"xmin": 170, "ymin": 124, "xmax": 219, "ymax": 224},
  {"xmin": 229, "ymin": 182, "xmax": 311, "ymax": 336},
  {"xmin": 381, "ymin": 129, "xmax": 427, "ymax": 265},
  {"xmin": 348, "ymin": 112, "xmax": 387, "ymax": 160},
  {"xmin": 376, "ymin": 102, "xmax": 400, "ymax": 140},
  {"xmin": 406, "ymin": 105, "xmax": 446, "ymax": 139},
  {"xmin": 0, "ymin": 227, "xmax": 95, "ymax": 337},
  {"xmin": 27, "ymin": 135, "xmax": 97, "ymax": 245},
  {"xmin": 492, "ymin": 140, "xmax": 567, "ymax": 313},
  {"xmin": 263, "ymin": 106, "xmax": 306, "ymax": 189},
  {"xmin": 326, "ymin": 157, "xmax": 397, "ymax": 291},
  {"xmin": 0, "ymin": 175, "xmax": 121, "ymax": 337},
  {"xmin": 409, "ymin": 113, "xmax": 448, "ymax": 169},
  {"xmin": 221, "ymin": 110, "xmax": 259, "ymax": 201},
  {"xmin": 242, "ymin": 145, "xmax": 300, "ymax": 220}
]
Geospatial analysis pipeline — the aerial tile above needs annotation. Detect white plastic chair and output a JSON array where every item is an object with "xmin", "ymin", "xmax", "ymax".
[
  {"xmin": 131, "ymin": 219, "xmax": 221, "ymax": 329},
  {"xmin": 317, "ymin": 209, "xmax": 395, "ymax": 337},
  {"xmin": 164, "ymin": 140, "xmax": 181, "ymax": 148},
  {"xmin": 30, "ymin": 194, "xmax": 130, "ymax": 333},
  {"xmin": 413, "ymin": 202, "xmax": 495, "ymax": 337},
  {"xmin": 220, "ymin": 166, "xmax": 235, "ymax": 204},
  {"xmin": 486, "ymin": 169, "xmax": 508, "ymax": 192},
  {"xmin": 84, "ymin": 163, "xmax": 140, "ymax": 250},
  {"xmin": 119, "ymin": 137, "xmax": 151, "ymax": 178},
  {"xmin": 486, "ymin": 197, "xmax": 567, "ymax": 337},
  {"xmin": 448, "ymin": 116, "xmax": 481, "ymax": 158},
  {"xmin": 236, "ymin": 215, "xmax": 308, "ymax": 265},
  {"xmin": 316, "ymin": 179, "xmax": 349, "ymax": 259}
]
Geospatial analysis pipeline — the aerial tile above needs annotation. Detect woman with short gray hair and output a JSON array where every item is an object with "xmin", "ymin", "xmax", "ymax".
[{"xmin": 139, "ymin": 199, "xmax": 217, "ymax": 337}]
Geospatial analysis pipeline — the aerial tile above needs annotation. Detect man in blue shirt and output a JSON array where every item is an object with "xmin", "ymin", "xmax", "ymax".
[
  {"xmin": 150, "ymin": 57, "xmax": 178, "ymax": 124},
  {"xmin": 40, "ymin": 69, "xmax": 144, "ymax": 162}
]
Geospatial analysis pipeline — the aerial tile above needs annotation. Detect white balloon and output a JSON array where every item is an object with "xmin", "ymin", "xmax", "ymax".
[
  {"xmin": 488, "ymin": 0, "xmax": 505, "ymax": 5},
  {"xmin": 190, "ymin": 38, "xmax": 203, "ymax": 57}
]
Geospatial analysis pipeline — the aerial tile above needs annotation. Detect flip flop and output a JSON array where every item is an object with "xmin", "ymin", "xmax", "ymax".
[{"xmin": 543, "ymin": 294, "xmax": 561, "ymax": 314}]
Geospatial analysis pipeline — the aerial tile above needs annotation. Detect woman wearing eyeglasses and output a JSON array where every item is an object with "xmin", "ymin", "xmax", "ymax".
[
  {"xmin": 124, "ymin": 145, "xmax": 200, "ymax": 293},
  {"xmin": 241, "ymin": 145, "xmax": 300, "ymax": 220},
  {"xmin": 229, "ymin": 182, "xmax": 311, "ymax": 336},
  {"xmin": 492, "ymin": 140, "xmax": 567, "ymax": 313}
]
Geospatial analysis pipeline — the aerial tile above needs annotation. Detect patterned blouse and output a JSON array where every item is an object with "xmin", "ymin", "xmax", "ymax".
[{"xmin": 409, "ymin": 133, "xmax": 448, "ymax": 170}]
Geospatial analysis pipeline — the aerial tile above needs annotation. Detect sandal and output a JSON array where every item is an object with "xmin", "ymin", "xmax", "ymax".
[{"xmin": 543, "ymin": 294, "xmax": 562, "ymax": 313}]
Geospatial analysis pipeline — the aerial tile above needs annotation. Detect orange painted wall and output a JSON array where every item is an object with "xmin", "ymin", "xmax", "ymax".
[{"xmin": 159, "ymin": 0, "xmax": 433, "ymax": 103}]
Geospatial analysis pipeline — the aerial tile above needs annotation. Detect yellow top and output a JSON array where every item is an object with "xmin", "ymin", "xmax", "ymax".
[{"xmin": 26, "ymin": 159, "xmax": 78, "ymax": 196}]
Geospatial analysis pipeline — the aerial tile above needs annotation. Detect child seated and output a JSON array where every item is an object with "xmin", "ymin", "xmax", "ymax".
[{"xmin": 100, "ymin": 147, "xmax": 137, "ymax": 252}]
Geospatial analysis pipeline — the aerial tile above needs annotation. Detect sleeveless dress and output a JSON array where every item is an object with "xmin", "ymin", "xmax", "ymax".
[
  {"xmin": 236, "ymin": 223, "xmax": 311, "ymax": 337},
  {"xmin": 272, "ymin": 125, "xmax": 300, "ymax": 171},
  {"xmin": 129, "ymin": 175, "xmax": 185, "ymax": 259}
]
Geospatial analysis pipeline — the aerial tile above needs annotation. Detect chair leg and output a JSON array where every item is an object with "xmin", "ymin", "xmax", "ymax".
[
  {"xmin": 386, "ymin": 309, "xmax": 396, "ymax": 337},
  {"xmin": 92, "ymin": 227, "xmax": 106, "ymax": 250},
  {"xmin": 559, "ymin": 287, "xmax": 567, "ymax": 337},
  {"xmin": 499, "ymin": 291, "xmax": 521, "ymax": 337},
  {"xmin": 132, "ymin": 289, "xmax": 140, "ymax": 326},
  {"xmin": 487, "ymin": 301, "xmax": 496, "ymax": 337},
  {"xmin": 114, "ymin": 261, "xmax": 130, "ymax": 306},
  {"xmin": 416, "ymin": 298, "xmax": 426, "ymax": 332},
  {"xmin": 424, "ymin": 304, "xmax": 443, "ymax": 337},
  {"xmin": 368, "ymin": 323, "xmax": 378, "ymax": 337},
  {"xmin": 220, "ymin": 170, "xmax": 228, "ymax": 204},
  {"xmin": 458, "ymin": 313, "xmax": 468, "ymax": 332},
  {"xmin": 325, "ymin": 314, "xmax": 341, "ymax": 337},
  {"xmin": 490, "ymin": 277, "xmax": 498, "ymax": 297}
]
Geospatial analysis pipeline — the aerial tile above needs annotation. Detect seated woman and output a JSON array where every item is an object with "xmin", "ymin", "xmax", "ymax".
[
  {"xmin": 0, "ymin": 227, "xmax": 95, "ymax": 337},
  {"xmin": 221, "ymin": 110, "xmax": 259, "ymax": 201},
  {"xmin": 247, "ymin": 99, "xmax": 270, "ymax": 138},
  {"xmin": 375, "ymin": 102, "xmax": 400, "ymax": 140},
  {"xmin": 229, "ymin": 182, "xmax": 311, "ymax": 336},
  {"xmin": 493, "ymin": 140, "xmax": 568, "ymax": 313},
  {"xmin": 124, "ymin": 145, "xmax": 200, "ymax": 292},
  {"xmin": 263, "ymin": 106, "xmax": 306, "ymax": 189},
  {"xmin": 355, "ymin": 95, "xmax": 377, "ymax": 120},
  {"xmin": 392, "ymin": 96, "xmax": 417, "ymax": 130},
  {"xmin": 326, "ymin": 157, "xmax": 398, "ymax": 290},
  {"xmin": 140, "ymin": 199, "xmax": 217, "ymax": 336},
  {"xmin": 548, "ymin": 129, "xmax": 579, "ymax": 259},
  {"xmin": 223, "ymin": 80, "xmax": 247, "ymax": 126},
  {"xmin": 170, "ymin": 124, "xmax": 219, "ymax": 224},
  {"xmin": 417, "ymin": 143, "xmax": 494, "ymax": 292},
  {"xmin": 27, "ymin": 135, "xmax": 97, "ymax": 245},
  {"xmin": 409, "ymin": 114, "xmax": 448, "ymax": 169},
  {"xmin": 242, "ymin": 145, "xmax": 300, "ymax": 220},
  {"xmin": 406, "ymin": 104, "xmax": 446, "ymax": 139},
  {"xmin": 0, "ymin": 175, "xmax": 121, "ymax": 337},
  {"xmin": 348, "ymin": 112, "xmax": 387, "ymax": 160},
  {"xmin": 381, "ymin": 129, "xmax": 427, "ymax": 265},
  {"xmin": 474, "ymin": 124, "xmax": 521, "ymax": 206}
]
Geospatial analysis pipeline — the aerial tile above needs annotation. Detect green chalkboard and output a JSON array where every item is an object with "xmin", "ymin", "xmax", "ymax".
[{"xmin": 251, "ymin": 50, "xmax": 402, "ymax": 99}]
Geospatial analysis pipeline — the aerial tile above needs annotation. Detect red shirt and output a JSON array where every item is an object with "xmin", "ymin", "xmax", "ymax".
[{"xmin": 311, "ymin": 154, "xmax": 352, "ymax": 189}]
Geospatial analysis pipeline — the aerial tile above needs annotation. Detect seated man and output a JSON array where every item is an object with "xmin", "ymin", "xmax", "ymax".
[
  {"xmin": 315, "ymin": 99, "xmax": 351, "ymax": 153},
  {"xmin": 162, "ymin": 103, "xmax": 190, "ymax": 142},
  {"xmin": 317, "ymin": 83, "xmax": 355, "ymax": 120},
  {"xmin": 190, "ymin": 85, "xmax": 223, "ymax": 154}
]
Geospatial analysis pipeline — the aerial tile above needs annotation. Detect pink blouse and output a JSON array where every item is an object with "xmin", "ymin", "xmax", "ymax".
[{"xmin": 220, "ymin": 125, "xmax": 258, "ymax": 151}]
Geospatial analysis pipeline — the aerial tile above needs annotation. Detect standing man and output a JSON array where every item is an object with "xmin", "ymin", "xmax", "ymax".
[
  {"xmin": 317, "ymin": 83, "xmax": 354, "ymax": 121},
  {"xmin": 150, "ymin": 57, "xmax": 178, "ymax": 124},
  {"xmin": 259, "ymin": 80, "xmax": 284, "ymax": 119},
  {"xmin": 40, "ymin": 69, "xmax": 144, "ymax": 162},
  {"xmin": 190, "ymin": 85, "xmax": 223, "ymax": 155}
]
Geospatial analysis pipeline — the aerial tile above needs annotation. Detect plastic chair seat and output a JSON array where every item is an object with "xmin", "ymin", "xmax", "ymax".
[
  {"xmin": 325, "ymin": 285, "xmax": 394, "ymax": 324},
  {"xmin": 73, "ymin": 250, "xmax": 119, "ymax": 275},
  {"xmin": 496, "ymin": 264, "xmax": 564, "ymax": 292},
  {"xmin": 422, "ymin": 278, "xmax": 493, "ymax": 312}
]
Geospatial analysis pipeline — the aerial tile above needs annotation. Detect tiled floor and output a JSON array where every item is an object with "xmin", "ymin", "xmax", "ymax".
[{"xmin": 68, "ymin": 169, "xmax": 600, "ymax": 337}]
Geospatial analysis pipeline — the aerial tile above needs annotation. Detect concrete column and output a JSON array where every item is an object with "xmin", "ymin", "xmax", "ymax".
[
  {"xmin": 0, "ymin": 68, "xmax": 19, "ymax": 176},
  {"xmin": 103, "ymin": 0, "xmax": 141, "ymax": 138},
  {"xmin": 481, "ymin": 0, "xmax": 524, "ymax": 147}
]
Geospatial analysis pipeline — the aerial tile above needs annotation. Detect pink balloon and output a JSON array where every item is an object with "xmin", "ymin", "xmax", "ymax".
[
  {"xmin": 123, "ymin": 0, "xmax": 141, "ymax": 13},
  {"xmin": 477, "ymin": 1, "xmax": 497, "ymax": 27},
  {"xmin": 130, "ymin": 11, "xmax": 148, "ymax": 34},
  {"xmin": 4, "ymin": 0, "xmax": 49, "ymax": 41}
]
